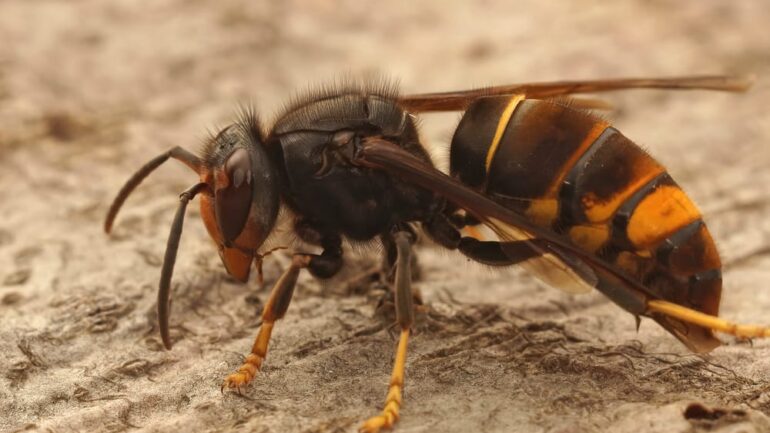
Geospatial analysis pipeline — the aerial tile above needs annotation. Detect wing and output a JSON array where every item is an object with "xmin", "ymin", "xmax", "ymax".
[
  {"xmin": 354, "ymin": 137, "xmax": 648, "ymax": 301},
  {"xmin": 353, "ymin": 137, "xmax": 725, "ymax": 352},
  {"xmin": 483, "ymin": 216, "xmax": 596, "ymax": 295},
  {"xmin": 399, "ymin": 75, "xmax": 753, "ymax": 112}
]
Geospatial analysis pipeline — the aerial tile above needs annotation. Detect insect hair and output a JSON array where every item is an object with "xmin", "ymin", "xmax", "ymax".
[
  {"xmin": 199, "ymin": 103, "xmax": 264, "ymax": 167},
  {"xmin": 275, "ymin": 74, "xmax": 401, "ymax": 123}
]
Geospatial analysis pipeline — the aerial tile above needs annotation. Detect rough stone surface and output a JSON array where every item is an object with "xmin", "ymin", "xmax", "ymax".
[{"xmin": 1, "ymin": 1, "xmax": 770, "ymax": 432}]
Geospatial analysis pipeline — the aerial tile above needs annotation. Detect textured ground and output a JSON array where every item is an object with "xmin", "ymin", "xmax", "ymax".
[{"xmin": 2, "ymin": 1, "xmax": 770, "ymax": 432}]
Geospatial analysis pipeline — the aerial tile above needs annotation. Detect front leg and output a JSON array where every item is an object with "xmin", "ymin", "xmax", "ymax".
[
  {"xmin": 221, "ymin": 253, "xmax": 309, "ymax": 392},
  {"xmin": 221, "ymin": 238, "xmax": 343, "ymax": 392}
]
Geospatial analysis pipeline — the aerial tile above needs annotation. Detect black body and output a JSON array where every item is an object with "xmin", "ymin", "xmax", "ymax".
[{"xmin": 266, "ymin": 91, "xmax": 440, "ymax": 242}]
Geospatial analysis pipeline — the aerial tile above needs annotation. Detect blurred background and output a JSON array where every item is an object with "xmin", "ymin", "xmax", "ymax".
[{"xmin": 1, "ymin": 1, "xmax": 769, "ymax": 432}]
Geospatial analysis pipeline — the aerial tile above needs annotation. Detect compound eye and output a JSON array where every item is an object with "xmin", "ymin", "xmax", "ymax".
[{"xmin": 215, "ymin": 147, "xmax": 253, "ymax": 244}]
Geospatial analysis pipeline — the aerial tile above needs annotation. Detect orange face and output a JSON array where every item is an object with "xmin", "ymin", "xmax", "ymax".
[
  {"xmin": 194, "ymin": 117, "xmax": 281, "ymax": 282},
  {"xmin": 199, "ymin": 192, "xmax": 253, "ymax": 282},
  {"xmin": 198, "ymin": 148, "xmax": 267, "ymax": 282}
]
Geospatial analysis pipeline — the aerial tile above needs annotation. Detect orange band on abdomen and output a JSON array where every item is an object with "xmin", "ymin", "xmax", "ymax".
[{"xmin": 627, "ymin": 185, "xmax": 702, "ymax": 249}]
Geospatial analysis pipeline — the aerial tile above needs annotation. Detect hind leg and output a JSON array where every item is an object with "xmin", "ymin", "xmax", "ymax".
[{"xmin": 646, "ymin": 300, "xmax": 770, "ymax": 339}]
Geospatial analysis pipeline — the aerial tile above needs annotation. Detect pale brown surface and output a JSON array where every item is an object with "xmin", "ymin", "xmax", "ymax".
[{"xmin": 2, "ymin": 1, "xmax": 770, "ymax": 432}]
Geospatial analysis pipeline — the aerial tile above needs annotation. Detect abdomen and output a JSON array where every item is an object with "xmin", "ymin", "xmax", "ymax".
[{"xmin": 450, "ymin": 96, "xmax": 722, "ymax": 343}]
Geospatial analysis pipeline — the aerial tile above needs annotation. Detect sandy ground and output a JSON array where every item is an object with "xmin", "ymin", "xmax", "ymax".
[{"xmin": 2, "ymin": 1, "xmax": 770, "ymax": 432}]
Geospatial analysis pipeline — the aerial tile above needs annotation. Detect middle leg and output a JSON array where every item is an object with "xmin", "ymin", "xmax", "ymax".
[{"xmin": 360, "ymin": 228, "xmax": 417, "ymax": 433}]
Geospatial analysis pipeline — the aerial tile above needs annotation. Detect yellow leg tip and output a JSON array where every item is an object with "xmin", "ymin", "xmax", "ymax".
[
  {"xmin": 360, "ymin": 329, "xmax": 410, "ymax": 432},
  {"xmin": 360, "ymin": 392, "xmax": 401, "ymax": 432},
  {"xmin": 221, "ymin": 372, "xmax": 249, "ymax": 391},
  {"xmin": 359, "ymin": 415, "xmax": 391, "ymax": 433},
  {"xmin": 221, "ymin": 354, "xmax": 265, "ymax": 392}
]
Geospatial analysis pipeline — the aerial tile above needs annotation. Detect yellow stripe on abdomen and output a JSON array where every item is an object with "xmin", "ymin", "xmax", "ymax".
[{"xmin": 484, "ymin": 95, "xmax": 525, "ymax": 173}]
